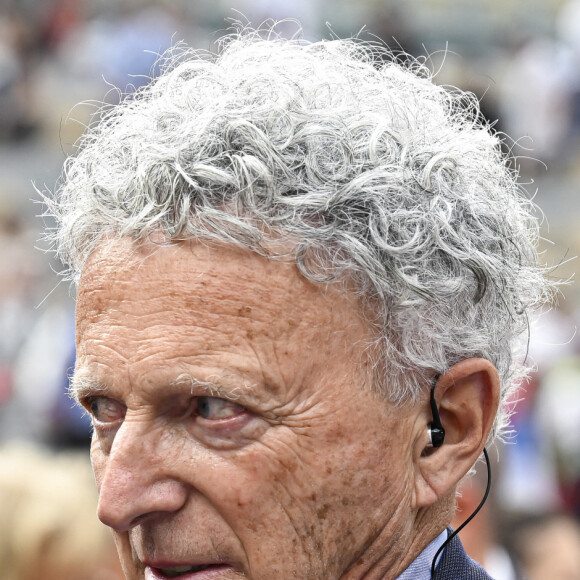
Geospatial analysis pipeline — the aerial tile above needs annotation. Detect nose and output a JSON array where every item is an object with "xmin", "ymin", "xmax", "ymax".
[{"xmin": 94, "ymin": 419, "xmax": 188, "ymax": 532}]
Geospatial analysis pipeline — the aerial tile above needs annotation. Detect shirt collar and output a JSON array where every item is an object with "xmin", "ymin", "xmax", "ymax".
[{"xmin": 395, "ymin": 530, "xmax": 448, "ymax": 580}]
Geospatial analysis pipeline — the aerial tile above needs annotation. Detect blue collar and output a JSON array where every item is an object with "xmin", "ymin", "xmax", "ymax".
[{"xmin": 395, "ymin": 530, "xmax": 448, "ymax": 580}]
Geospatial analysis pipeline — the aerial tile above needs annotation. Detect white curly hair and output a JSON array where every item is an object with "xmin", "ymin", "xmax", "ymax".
[{"xmin": 45, "ymin": 28, "xmax": 555, "ymax": 438}]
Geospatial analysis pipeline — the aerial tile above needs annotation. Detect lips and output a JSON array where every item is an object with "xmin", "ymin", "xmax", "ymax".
[
  {"xmin": 159, "ymin": 565, "xmax": 213, "ymax": 577},
  {"xmin": 144, "ymin": 563, "xmax": 233, "ymax": 579}
]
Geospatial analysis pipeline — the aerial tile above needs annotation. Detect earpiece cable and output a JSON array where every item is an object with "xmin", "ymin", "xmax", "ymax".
[{"xmin": 430, "ymin": 447, "xmax": 492, "ymax": 579}]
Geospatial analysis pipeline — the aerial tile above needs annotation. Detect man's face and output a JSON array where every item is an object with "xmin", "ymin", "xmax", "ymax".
[{"xmin": 75, "ymin": 239, "xmax": 421, "ymax": 580}]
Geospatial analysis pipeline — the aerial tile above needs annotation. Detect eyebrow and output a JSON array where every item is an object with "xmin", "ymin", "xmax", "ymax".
[
  {"xmin": 69, "ymin": 373, "xmax": 241, "ymax": 402},
  {"xmin": 69, "ymin": 375, "xmax": 110, "ymax": 402}
]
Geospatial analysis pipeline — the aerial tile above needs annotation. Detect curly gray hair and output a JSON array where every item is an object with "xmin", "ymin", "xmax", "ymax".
[{"xmin": 45, "ymin": 30, "xmax": 554, "ymax": 437}]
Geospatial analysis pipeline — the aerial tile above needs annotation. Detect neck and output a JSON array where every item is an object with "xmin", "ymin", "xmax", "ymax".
[{"xmin": 340, "ymin": 502, "xmax": 452, "ymax": 580}]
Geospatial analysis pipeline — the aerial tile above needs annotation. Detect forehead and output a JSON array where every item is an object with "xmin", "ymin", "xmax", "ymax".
[
  {"xmin": 75, "ymin": 238, "xmax": 374, "ymax": 392},
  {"xmin": 76, "ymin": 237, "xmax": 361, "ymax": 332}
]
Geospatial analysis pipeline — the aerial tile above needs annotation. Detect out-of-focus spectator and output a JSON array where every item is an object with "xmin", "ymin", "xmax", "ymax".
[
  {"xmin": 495, "ymin": 34, "xmax": 573, "ymax": 172},
  {"xmin": 57, "ymin": 0, "xmax": 184, "ymax": 92},
  {"xmin": 0, "ymin": 211, "xmax": 50, "ymax": 422},
  {"xmin": 367, "ymin": 4, "xmax": 421, "ymax": 57},
  {"xmin": 0, "ymin": 7, "xmax": 40, "ymax": 141},
  {"xmin": 495, "ymin": 307, "xmax": 577, "ymax": 516},
  {"xmin": 41, "ymin": 0, "xmax": 86, "ymax": 52},
  {"xmin": 556, "ymin": 0, "xmax": 580, "ymax": 148},
  {"xmin": 0, "ymin": 207, "xmax": 76, "ymax": 445},
  {"xmin": 0, "ymin": 443, "xmax": 123, "ymax": 580},
  {"xmin": 5, "ymin": 301, "xmax": 76, "ymax": 443},
  {"xmin": 218, "ymin": 0, "xmax": 322, "ymax": 39},
  {"xmin": 503, "ymin": 512, "xmax": 580, "ymax": 580},
  {"xmin": 536, "ymin": 355, "xmax": 580, "ymax": 518}
]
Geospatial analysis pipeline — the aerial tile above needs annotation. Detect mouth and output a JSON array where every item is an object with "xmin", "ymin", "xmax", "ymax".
[
  {"xmin": 146, "ymin": 563, "xmax": 232, "ymax": 579},
  {"xmin": 160, "ymin": 565, "xmax": 214, "ymax": 577}
]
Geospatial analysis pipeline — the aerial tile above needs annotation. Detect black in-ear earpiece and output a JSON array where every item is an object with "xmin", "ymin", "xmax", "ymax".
[{"xmin": 427, "ymin": 374, "xmax": 445, "ymax": 448}]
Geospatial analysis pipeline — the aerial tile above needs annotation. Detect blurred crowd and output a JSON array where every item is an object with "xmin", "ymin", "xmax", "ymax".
[
  {"xmin": 0, "ymin": 443, "xmax": 123, "ymax": 580},
  {"xmin": 1, "ymin": 0, "xmax": 580, "ymax": 578}
]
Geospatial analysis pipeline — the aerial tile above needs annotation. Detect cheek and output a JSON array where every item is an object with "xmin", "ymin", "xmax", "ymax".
[
  {"xmin": 203, "ymin": 425, "xmax": 412, "ymax": 576},
  {"xmin": 208, "ymin": 449, "xmax": 324, "ymax": 575}
]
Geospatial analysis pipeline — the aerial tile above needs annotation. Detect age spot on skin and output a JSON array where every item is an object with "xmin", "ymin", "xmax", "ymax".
[
  {"xmin": 238, "ymin": 306, "xmax": 252, "ymax": 317},
  {"xmin": 316, "ymin": 504, "xmax": 331, "ymax": 520}
]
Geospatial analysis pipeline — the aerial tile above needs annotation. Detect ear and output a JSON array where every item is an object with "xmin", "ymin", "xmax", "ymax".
[{"xmin": 412, "ymin": 358, "xmax": 500, "ymax": 509}]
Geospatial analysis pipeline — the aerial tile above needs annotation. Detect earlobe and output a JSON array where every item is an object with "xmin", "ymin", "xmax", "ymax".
[{"xmin": 413, "ymin": 358, "xmax": 500, "ymax": 509}]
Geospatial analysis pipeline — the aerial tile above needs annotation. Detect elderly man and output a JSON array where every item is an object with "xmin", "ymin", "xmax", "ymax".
[{"xmin": 47, "ymin": 29, "xmax": 552, "ymax": 580}]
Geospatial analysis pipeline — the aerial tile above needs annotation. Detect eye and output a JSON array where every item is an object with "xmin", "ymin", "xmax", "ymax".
[
  {"xmin": 85, "ymin": 397, "xmax": 126, "ymax": 425},
  {"xmin": 195, "ymin": 396, "xmax": 245, "ymax": 420}
]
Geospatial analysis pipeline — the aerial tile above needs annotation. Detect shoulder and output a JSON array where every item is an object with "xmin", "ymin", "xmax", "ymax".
[{"xmin": 436, "ymin": 531, "xmax": 495, "ymax": 580}]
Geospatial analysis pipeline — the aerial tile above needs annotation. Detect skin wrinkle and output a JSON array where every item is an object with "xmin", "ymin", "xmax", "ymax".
[
  {"xmin": 238, "ymin": 443, "xmax": 312, "ymax": 575},
  {"xmin": 247, "ymin": 443, "xmax": 320, "ymax": 573},
  {"xmin": 239, "ymin": 322, "xmax": 298, "ymax": 404},
  {"xmin": 75, "ymin": 237, "xmax": 435, "ymax": 579},
  {"xmin": 343, "ymin": 481, "xmax": 413, "ymax": 579}
]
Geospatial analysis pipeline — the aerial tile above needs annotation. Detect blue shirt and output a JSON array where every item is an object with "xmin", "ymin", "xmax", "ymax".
[{"xmin": 396, "ymin": 530, "xmax": 448, "ymax": 580}]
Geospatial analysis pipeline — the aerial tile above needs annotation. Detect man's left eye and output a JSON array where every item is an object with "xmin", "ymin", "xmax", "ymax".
[{"xmin": 195, "ymin": 396, "xmax": 245, "ymax": 420}]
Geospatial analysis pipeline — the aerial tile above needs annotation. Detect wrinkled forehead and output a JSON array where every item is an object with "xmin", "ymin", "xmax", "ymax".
[
  {"xmin": 76, "ymin": 236, "xmax": 374, "ymax": 350},
  {"xmin": 78, "ymin": 236, "xmax": 316, "ymax": 307}
]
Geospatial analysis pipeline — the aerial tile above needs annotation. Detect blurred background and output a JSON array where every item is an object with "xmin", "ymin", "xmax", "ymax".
[{"xmin": 0, "ymin": 0, "xmax": 579, "ymax": 578}]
